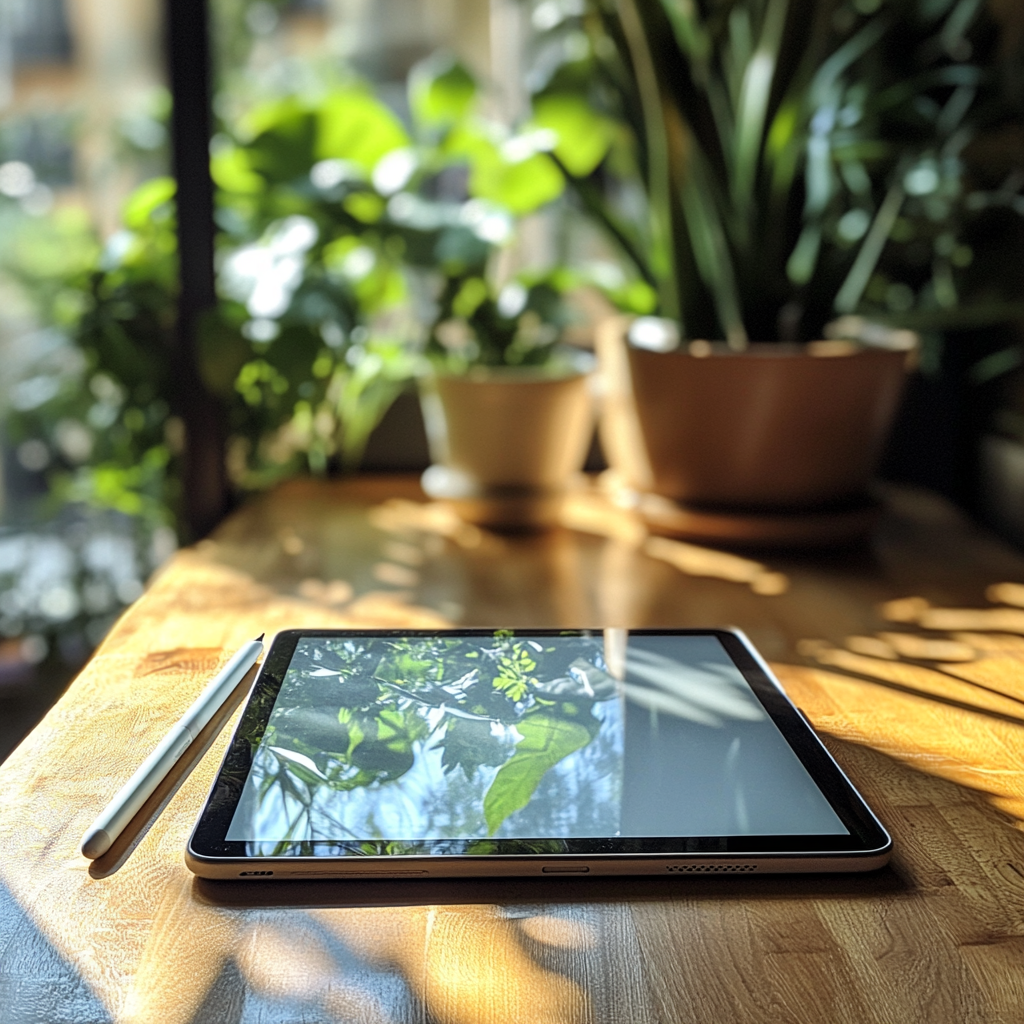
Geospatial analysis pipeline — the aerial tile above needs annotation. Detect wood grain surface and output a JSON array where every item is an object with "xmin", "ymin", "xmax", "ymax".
[{"xmin": 1, "ymin": 476, "xmax": 1022, "ymax": 1024}]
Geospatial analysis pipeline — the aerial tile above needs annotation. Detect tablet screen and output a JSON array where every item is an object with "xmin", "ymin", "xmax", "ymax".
[{"xmin": 220, "ymin": 630, "xmax": 849, "ymax": 853}]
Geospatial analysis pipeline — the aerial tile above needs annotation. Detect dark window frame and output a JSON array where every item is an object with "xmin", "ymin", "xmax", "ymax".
[{"xmin": 165, "ymin": 0, "xmax": 226, "ymax": 539}]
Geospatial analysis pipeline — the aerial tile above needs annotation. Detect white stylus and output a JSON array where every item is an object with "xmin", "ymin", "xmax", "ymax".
[{"xmin": 80, "ymin": 635, "xmax": 265, "ymax": 859}]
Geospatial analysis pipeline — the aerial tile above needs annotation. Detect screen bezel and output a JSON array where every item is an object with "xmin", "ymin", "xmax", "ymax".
[{"xmin": 188, "ymin": 628, "xmax": 891, "ymax": 862}]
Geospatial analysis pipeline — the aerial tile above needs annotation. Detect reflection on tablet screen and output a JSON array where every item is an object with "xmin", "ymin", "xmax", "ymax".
[{"xmin": 226, "ymin": 632, "xmax": 848, "ymax": 846}]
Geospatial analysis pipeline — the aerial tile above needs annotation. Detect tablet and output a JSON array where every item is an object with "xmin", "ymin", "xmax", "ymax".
[{"xmin": 186, "ymin": 628, "xmax": 891, "ymax": 878}]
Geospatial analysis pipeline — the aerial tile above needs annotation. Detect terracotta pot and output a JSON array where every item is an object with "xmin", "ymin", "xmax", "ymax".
[
  {"xmin": 597, "ymin": 317, "xmax": 912, "ymax": 511},
  {"xmin": 420, "ymin": 357, "xmax": 595, "ymax": 528}
]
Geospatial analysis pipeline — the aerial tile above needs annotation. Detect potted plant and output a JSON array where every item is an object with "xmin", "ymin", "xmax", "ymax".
[
  {"xmin": 419, "ymin": 269, "xmax": 596, "ymax": 528},
  {"xmin": 525, "ymin": 0, "xmax": 1024, "ymax": 541},
  {"xmin": 391, "ymin": 53, "xmax": 606, "ymax": 529},
  {"xmin": 220, "ymin": 54, "xmax": 607, "ymax": 529}
]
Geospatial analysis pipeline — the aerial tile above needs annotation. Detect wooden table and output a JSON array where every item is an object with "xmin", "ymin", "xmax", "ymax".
[{"xmin": 1, "ymin": 476, "xmax": 1023, "ymax": 1023}]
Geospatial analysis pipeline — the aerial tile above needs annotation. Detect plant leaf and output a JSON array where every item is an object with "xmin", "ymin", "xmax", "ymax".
[
  {"xmin": 656, "ymin": 0, "xmax": 711, "ymax": 67},
  {"xmin": 122, "ymin": 177, "xmax": 176, "ymax": 230},
  {"xmin": 211, "ymin": 147, "xmax": 264, "ymax": 195},
  {"xmin": 809, "ymin": 16, "xmax": 888, "ymax": 107},
  {"xmin": 731, "ymin": 0, "xmax": 789, "ymax": 216},
  {"xmin": 616, "ymin": 0, "xmax": 680, "ymax": 323},
  {"xmin": 674, "ymin": 125, "xmax": 748, "ymax": 348},
  {"xmin": 269, "ymin": 746, "xmax": 328, "ymax": 781},
  {"xmin": 482, "ymin": 714, "xmax": 591, "ymax": 835},
  {"xmin": 468, "ymin": 149, "xmax": 565, "ymax": 215},
  {"xmin": 316, "ymin": 90, "xmax": 410, "ymax": 173},
  {"xmin": 834, "ymin": 172, "xmax": 906, "ymax": 314},
  {"xmin": 532, "ymin": 94, "xmax": 615, "ymax": 177},
  {"xmin": 409, "ymin": 53, "xmax": 477, "ymax": 127}
]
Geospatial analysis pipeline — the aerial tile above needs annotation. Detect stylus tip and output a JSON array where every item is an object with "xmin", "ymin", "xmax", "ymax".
[
  {"xmin": 81, "ymin": 828, "xmax": 111, "ymax": 860},
  {"xmin": 255, "ymin": 633, "xmax": 265, "ymax": 642}
]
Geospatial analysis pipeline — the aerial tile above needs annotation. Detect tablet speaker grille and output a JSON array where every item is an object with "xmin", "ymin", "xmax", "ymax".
[{"xmin": 665, "ymin": 863, "xmax": 758, "ymax": 873}]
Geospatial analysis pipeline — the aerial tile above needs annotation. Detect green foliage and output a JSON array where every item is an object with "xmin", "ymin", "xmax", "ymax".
[
  {"xmin": 465, "ymin": 140, "xmax": 566, "ymax": 215},
  {"xmin": 317, "ymin": 90, "xmax": 411, "ymax": 170},
  {"xmin": 439, "ymin": 717, "xmax": 509, "ymax": 777},
  {"xmin": 3, "ymin": 50, "xmax": 608, "ymax": 534},
  {"xmin": 1, "ymin": 206, "xmax": 100, "ymax": 327},
  {"xmin": 427, "ymin": 270, "xmax": 580, "ymax": 369},
  {"xmin": 2, "ymin": 181, "xmax": 179, "ymax": 527},
  {"xmin": 257, "ymin": 632, "xmax": 614, "ymax": 838},
  {"xmin": 527, "ymin": 0, "xmax": 1024, "ymax": 344}
]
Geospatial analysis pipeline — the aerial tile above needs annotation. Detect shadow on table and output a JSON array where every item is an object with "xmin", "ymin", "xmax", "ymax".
[{"xmin": 0, "ymin": 879, "xmax": 113, "ymax": 1024}]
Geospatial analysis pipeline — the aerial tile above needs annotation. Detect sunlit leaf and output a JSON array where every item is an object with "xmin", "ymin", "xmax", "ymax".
[
  {"xmin": 469, "ymin": 149, "xmax": 565, "ymax": 215},
  {"xmin": 316, "ymin": 90, "xmax": 410, "ymax": 172},
  {"xmin": 242, "ymin": 97, "xmax": 318, "ymax": 182},
  {"xmin": 211, "ymin": 147, "xmax": 264, "ymax": 195},
  {"xmin": 269, "ymin": 745, "xmax": 328, "ymax": 780},
  {"xmin": 532, "ymin": 94, "xmax": 614, "ymax": 177},
  {"xmin": 483, "ymin": 714, "xmax": 591, "ymax": 835},
  {"xmin": 606, "ymin": 278, "xmax": 659, "ymax": 314},
  {"xmin": 122, "ymin": 177, "xmax": 176, "ymax": 230},
  {"xmin": 410, "ymin": 53, "xmax": 477, "ymax": 126},
  {"xmin": 452, "ymin": 277, "xmax": 488, "ymax": 318},
  {"xmin": 730, "ymin": 0, "xmax": 789, "ymax": 214},
  {"xmin": 343, "ymin": 192, "xmax": 385, "ymax": 223}
]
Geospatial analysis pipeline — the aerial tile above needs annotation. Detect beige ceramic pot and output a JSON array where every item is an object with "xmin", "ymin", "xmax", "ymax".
[
  {"xmin": 597, "ymin": 317, "xmax": 914, "ymax": 542},
  {"xmin": 420, "ymin": 356, "xmax": 595, "ymax": 528}
]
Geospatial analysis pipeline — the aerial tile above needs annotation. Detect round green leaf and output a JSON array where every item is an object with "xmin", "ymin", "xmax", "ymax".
[
  {"xmin": 410, "ymin": 53, "xmax": 477, "ymax": 126},
  {"xmin": 316, "ymin": 90, "xmax": 411, "ymax": 173},
  {"xmin": 121, "ymin": 177, "xmax": 176, "ymax": 231},
  {"xmin": 470, "ymin": 151, "xmax": 565, "ymax": 215},
  {"xmin": 532, "ymin": 94, "xmax": 614, "ymax": 177},
  {"xmin": 211, "ymin": 147, "xmax": 264, "ymax": 195}
]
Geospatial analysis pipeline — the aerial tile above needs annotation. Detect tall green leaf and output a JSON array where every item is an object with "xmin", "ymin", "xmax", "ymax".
[
  {"xmin": 656, "ymin": 0, "xmax": 710, "ymax": 67},
  {"xmin": 834, "ymin": 172, "xmax": 906, "ymax": 314},
  {"xmin": 676, "ymin": 124, "xmax": 748, "ymax": 348},
  {"xmin": 616, "ymin": 0, "xmax": 680, "ymax": 324},
  {"xmin": 731, "ymin": 0, "xmax": 790, "ymax": 223}
]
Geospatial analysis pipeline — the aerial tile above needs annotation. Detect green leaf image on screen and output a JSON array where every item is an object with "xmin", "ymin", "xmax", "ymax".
[
  {"xmin": 483, "ymin": 714, "xmax": 592, "ymax": 836},
  {"xmin": 228, "ymin": 632, "xmax": 623, "ymax": 843}
]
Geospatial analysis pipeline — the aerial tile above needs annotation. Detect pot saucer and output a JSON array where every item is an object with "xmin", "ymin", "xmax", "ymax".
[
  {"xmin": 635, "ymin": 492, "xmax": 883, "ymax": 548},
  {"xmin": 421, "ymin": 465, "xmax": 567, "ymax": 530}
]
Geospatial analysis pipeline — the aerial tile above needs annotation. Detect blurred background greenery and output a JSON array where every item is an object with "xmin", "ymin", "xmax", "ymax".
[
  {"xmin": 0, "ymin": 0, "xmax": 1022, "ymax": 758},
  {"xmin": 0, "ymin": 0, "xmax": 650, "ymax": 749}
]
